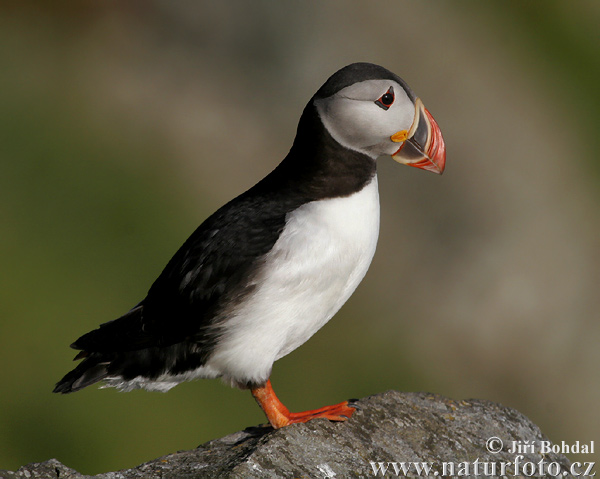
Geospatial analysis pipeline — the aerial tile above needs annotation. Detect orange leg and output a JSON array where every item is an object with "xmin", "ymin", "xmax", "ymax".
[{"xmin": 251, "ymin": 379, "xmax": 355, "ymax": 429}]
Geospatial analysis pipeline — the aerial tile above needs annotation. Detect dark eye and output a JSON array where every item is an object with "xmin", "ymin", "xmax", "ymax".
[{"xmin": 375, "ymin": 86, "xmax": 395, "ymax": 110}]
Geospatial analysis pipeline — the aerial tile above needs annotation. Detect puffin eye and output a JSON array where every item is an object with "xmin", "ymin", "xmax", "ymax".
[{"xmin": 375, "ymin": 86, "xmax": 395, "ymax": 110}]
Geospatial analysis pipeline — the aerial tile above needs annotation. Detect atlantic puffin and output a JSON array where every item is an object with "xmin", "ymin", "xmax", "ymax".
[{"xmin": 54, "ymin": 63, "xmax": 446, "ymax": 429}]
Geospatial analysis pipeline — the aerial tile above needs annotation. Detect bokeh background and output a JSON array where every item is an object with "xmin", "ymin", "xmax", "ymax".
[{"xmin": 1, "ymin": 1, "xmax": 598, "ymax": 475}]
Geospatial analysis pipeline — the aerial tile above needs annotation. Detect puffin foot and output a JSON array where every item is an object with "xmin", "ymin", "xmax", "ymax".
[{"xmin": 251, "ymin": 379, "xmax": 355, "ymax": 429}]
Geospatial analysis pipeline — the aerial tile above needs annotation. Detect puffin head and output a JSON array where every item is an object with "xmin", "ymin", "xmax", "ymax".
[{"xmin": 313, "ymin": 63, "xmax": 446, "ymax": 174}]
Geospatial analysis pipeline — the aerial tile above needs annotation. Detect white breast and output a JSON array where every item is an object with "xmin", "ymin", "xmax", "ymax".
[{"xmin": 205, "ymin": 175, "xmax": 380, "ymax": 387}]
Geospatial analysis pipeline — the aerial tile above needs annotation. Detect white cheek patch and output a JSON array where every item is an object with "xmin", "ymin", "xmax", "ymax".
[
  {"xmin": 326, "ymin": 101, "xmax": 384, "ymax": 149},
  {"xmin": 314, "ymin": 80, "xmax": 415, "ymax": 158}
]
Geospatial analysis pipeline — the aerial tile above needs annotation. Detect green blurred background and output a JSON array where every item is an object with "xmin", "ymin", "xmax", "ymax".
[{"xmin": 1, "ymin": 1, "xmax": 598, "ymax": 475}]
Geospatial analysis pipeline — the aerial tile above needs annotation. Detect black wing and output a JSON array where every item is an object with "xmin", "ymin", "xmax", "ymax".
[{"xmin": 70, "ymin": 189, "xmax": 295, "ymax": 356}]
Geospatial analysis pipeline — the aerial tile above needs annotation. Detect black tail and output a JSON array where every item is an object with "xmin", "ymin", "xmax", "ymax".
[
  {"xmin": 71, "ymin": 304, "xmax": 152, "ymax": 352},
  {"xmin": 52, "ymin": 302, "xmax": 206, "ymax": 393},
  {"xmin": 53, "ymin": 354, "xmax": 110, "ymax": 394},
  {"xmin": 53, "ymin": 304, "xmax": 146, "ymax": 394}
]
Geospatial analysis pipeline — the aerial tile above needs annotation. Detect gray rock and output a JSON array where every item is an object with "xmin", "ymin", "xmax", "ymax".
[{"xmin": 0, "ymin": 391, "xmax": 584, "ymax": 478}]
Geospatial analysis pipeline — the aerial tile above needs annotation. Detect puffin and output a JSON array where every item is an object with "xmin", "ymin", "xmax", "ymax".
[{"xmin": 54, "ymin": 63, "xmax": 446, "ymax": 429}]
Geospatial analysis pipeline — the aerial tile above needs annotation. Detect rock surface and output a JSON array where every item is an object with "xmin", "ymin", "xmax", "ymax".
[{"xmin": 0, "ymin": 391, "xmax": 582, "ymax": 478}]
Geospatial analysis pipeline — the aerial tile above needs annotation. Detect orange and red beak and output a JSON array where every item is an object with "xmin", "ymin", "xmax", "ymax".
[{"xmin": 391, "ymin": 98, "xmax": 446, "ymax": 174}]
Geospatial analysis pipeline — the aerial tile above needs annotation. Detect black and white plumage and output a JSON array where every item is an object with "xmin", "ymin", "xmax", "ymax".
[{"xmin": 54, "ymin": 63, "xmax": 445, "ymax": 428}]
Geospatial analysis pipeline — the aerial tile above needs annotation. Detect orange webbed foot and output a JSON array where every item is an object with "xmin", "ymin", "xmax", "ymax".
[
  {"xmin": 285, "ymin": 400, "xmax": 356, "ymax": 425},
  {"xmin": 251, "ymin": 379, "xmax": 356, "ymax": 429}
]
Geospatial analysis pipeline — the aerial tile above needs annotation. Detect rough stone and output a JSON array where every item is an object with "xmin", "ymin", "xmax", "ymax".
[{"xmin": 0, "ymin": 391, "xmax": 581, "ymax": 478}]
